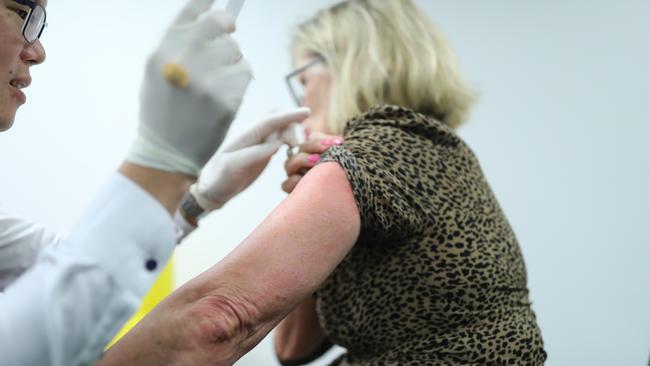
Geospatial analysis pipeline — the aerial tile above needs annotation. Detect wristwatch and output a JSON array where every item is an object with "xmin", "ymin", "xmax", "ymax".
[{"xmin": 180, "ymin": 191, "xmax": 208, "ymax": 222}]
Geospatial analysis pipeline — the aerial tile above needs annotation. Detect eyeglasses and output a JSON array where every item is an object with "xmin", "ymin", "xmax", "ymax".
[
  {"xmin": 13, "ymin": 0, "xmax": 47, "ymax": 44},
  {"xmin": 285, "ymin": 56, "xmax": 324, "ymax": 106}
]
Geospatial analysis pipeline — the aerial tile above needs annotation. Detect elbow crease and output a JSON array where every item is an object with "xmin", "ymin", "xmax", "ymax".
[{"xmin": 190, "ymin": 293, "xmax": 261, "ymax": 345}]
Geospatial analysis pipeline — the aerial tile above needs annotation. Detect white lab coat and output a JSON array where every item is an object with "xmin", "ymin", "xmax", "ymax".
[
  {"xmin": 0, "ymin": 205, "xmax": 64, "ymax": 292},
  {"xmin": 0, "ymin": 173, "xmax": 176, "ymax": 366}
]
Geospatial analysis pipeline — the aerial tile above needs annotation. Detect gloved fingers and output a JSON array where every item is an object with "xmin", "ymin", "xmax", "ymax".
[
  {"xmin": 279, "ymin": 124, "xmax": 305, "ymax": 147},
  {"xmin": 252, "ymin": 139, "xmax": 285, "ymax": 160},
  {"xmin": 281, "ymin": 174, "xmax": 304, "ymax": 194},
  {"xmin": 190, "ymin": 35, "xmax": 241, "ymax": 71},
  {"xmin": 256, "ymin": 108, "xmax": 311, "ymax": 142},
  {"xmin": 198, "ymin": 60, "xmax": 253, "ymax": 106},
  {"xmin": 196, "ymin": 139, "xmax": 282, "ymax": 207},
  {"xmin": 190, "ymin": 10, "xmax": 236, "ymax": 45},
  {"xmin": 266, "ymin": 131, "xmax": 281, "ymax": 143},
  {"xmin": 284, "ymin": 151, "xmax": 321, "ymax": 177},
  {"xmin": 173, "ymin": 0, "xmax": 215, "ymax": 26},
  {"xmin": 226, "ymin": 139, "xmax": 284, "ymax": 167},
  {"xmin": 226, "ymin": 108, "xmax": 311, "ymax": 151}
]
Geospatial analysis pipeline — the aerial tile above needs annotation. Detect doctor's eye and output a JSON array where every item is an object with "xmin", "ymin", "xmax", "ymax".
[{"xmin": 9, "ymin": 7, "xmax": 29, "ymax": 20}]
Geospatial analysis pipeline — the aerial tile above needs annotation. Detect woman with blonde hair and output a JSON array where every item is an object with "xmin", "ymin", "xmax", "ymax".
[
  {"xmin": 99, "ymin": 0, "xmax": 546, "ymax": 365},
  {"xmin": 277, "ymin": 0, "xmax": 546, "ymax": 364}
]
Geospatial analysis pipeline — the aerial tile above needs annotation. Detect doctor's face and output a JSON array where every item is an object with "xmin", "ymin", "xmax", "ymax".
[{"xmin": 0, "ymin": 0, "xmax": 47, "ymax": 131}]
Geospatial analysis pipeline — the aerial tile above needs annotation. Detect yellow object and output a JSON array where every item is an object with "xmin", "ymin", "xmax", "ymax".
[
  {"xmin": 106, "ymin": 257, "xmax": 175, "ymax": 349},
  {"xmin": 163, "ymin": 63, "xmax": 190, "ymax": 89}
]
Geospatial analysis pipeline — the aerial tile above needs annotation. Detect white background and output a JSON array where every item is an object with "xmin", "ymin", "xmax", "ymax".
[{"xmin": 1, "ymin": 0, "xmax": 648, "ymax": 365}]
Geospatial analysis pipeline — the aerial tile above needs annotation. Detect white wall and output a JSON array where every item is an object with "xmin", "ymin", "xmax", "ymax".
[{"xmin": 1, "ymin": 0, "xmax": 648, "ymax": 365}]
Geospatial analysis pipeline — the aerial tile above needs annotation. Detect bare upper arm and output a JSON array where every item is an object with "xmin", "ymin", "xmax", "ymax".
[{"xmin": 190, "ymin": 161, "xmax": 360, "ymax": 324}]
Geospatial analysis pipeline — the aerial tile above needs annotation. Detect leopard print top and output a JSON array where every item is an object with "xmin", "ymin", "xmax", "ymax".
[{"xmin": 316, "ymin": 105, "xmax": 546, "ymax": 365}]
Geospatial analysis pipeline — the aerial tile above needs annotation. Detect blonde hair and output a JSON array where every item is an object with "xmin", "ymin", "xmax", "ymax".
[{"xmin": 291, "ymin": 0, "xmax": 477, "ymax": 133}]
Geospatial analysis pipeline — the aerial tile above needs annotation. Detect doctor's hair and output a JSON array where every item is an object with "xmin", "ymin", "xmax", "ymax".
[{"xmin": 290, "ymin": 0, "xmax": 477, "ymax": 133}]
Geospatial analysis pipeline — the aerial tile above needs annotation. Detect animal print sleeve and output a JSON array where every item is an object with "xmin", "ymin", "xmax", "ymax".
[{"xmin": 318, "ymin": 124, "xmax": 427, "ymax": 244}]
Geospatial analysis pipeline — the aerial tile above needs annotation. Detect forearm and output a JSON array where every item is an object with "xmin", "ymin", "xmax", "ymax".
[
  {"xmin": 119, "ymin": 162, "xmax": 194, "ymax": 215},
  {"xmin": 100, "ymin": 163, "xmax": 360, "ymax": 366},
  {"xmin": 98, "ymin": 278, "xmax": 283, "ymax": 366},
  {"xmin": 275, "ymin": 295, "xmax": 331, "ymax": 364}
]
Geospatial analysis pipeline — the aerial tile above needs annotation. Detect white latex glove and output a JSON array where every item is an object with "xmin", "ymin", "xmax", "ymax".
[
  {"xmin": 127, "ymin": 0, "xmax": 252, "ymax": 176},
  {"xmin": 189, "ymin": 107, "xmax": 311, "ymax": 211}
]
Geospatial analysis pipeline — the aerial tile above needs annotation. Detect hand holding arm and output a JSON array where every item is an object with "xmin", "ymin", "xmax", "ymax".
[
  {"xmin": 192, "ymin": 107, "xmax": 311, "ymax": 211},
  {"xmin": 281, "ymin": 132, "xmax": 344, "ymax": 194},
  {"xmin": 175, "ymin": 108, "xmax": 310, "ymax": 235}
]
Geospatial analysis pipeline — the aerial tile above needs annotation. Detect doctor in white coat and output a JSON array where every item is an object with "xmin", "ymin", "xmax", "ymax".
[{"xmin": 0, "ymin": 0, "xmax": 309, "ymax": 364}]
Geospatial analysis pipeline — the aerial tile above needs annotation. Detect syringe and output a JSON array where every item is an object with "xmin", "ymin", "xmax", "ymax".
[{"xmin": 225, "ymin": 0, "xmax": 246, "ymax": 20}]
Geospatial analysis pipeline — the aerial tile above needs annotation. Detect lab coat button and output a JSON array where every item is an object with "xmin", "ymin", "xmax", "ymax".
[{"xmin": 145, "ymin": 259, "xmax": 158, "ymax": 271}]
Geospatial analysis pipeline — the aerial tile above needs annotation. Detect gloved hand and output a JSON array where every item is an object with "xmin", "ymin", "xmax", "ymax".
[
  {"xmin": 127, "ymin": 0, "xmax": 252, "ymax": 176},
  {"xmin": 189, "ymin": 107, "xmax": 311, "ymax": 212}
]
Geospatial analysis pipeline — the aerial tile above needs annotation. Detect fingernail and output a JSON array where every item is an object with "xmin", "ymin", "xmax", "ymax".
[
  {"xmin": 308, "ymin": 154, "xmax": 320, "ymax": 164},
  {"xmin": 322, "ymin": 139, "xmax": 332, "ymax": 146},
  {"xmin": 333, "ymin": 138, "xmax": 343, "ymax": 145}
]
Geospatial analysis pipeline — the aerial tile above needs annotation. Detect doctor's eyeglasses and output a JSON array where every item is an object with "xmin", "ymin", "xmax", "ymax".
[
  {"xmin": 13, "ymin": 0, "xmax": 47, "ymax": 44},
  {"xmin": 285, "ymin": 56, "xmax": 324, "ymax": 106}
]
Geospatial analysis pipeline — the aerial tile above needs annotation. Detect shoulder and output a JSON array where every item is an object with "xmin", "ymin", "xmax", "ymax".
[
  {"xmin": 290, "ymin": 162, "xmax": 361, "ymax": 231},
  {"xmin": 319, "ymin": 105, "xmax": 477, "ymax": 240},
  {"xmin": 342, "ymin": 104, "xmax": 462, "ymax": 150}
]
